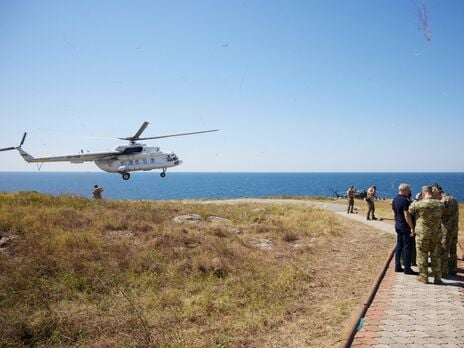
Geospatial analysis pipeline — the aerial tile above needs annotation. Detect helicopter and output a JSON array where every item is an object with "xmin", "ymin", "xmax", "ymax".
[
  {"xmin": 330, "ymin": 188, "xmax": 368, "ymax": 200},
  {"xmin": 0, "ymin": 122, "xmax": 218, "ymax": 180}
]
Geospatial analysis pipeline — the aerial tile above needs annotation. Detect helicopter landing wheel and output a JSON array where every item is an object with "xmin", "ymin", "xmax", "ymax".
[
  {"xmin": 122, "ymin": 173, "xmax": 130, "ymax": 180},
  {"xmin": 160, "ymin": 170, "xmax": 166, "ymax": 178}
]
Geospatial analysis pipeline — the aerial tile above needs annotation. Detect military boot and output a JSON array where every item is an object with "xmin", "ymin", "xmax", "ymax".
[{"xmin": 417, "ymin": 276, "xmax": 428, "ymax": 284}]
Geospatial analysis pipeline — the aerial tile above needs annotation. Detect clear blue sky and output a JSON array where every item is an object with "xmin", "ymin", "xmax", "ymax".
[{"xmin": 1, "ymin": 0, "xmax": 463, "ymax": 172}]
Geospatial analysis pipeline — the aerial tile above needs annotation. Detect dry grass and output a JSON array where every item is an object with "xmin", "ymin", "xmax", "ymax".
[{"xmin": 0, "ymin": 192, "xmax": 393, "ymax": 347}]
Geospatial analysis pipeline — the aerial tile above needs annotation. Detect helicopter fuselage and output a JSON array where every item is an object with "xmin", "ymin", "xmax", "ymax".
[{"xmin": 95, "ymin": 144, "xmax": 182, "ymax": 174}]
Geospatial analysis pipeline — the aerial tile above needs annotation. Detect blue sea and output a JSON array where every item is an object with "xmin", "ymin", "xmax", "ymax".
[{"xmin": 0, "ymin": 172, "xmax": 463, "ymax": 202}]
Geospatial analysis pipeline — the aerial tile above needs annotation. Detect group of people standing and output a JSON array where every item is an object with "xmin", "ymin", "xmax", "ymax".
[
  {"xmin": 346, "ymin": 184, "xmax": 378, "ymax": 220},
  {"xmin": 393, "ymin": 183, "xmax": 459, "ymax": 284},
  {"xmin": 346, "ymin": 182, "xmax": 459, "ymax": 284}
]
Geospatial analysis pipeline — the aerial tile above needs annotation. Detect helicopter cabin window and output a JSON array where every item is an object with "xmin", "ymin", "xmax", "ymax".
[
  {"xmin": 150, "ymin": 158, "xmax": 155, "ymax": 164},
  {"xmin": 135, "ymin": 160, "xmax": 139, "ymax": 165},
  {"xmin": 129, "ymin": 160, "xmax": 134, "ymax": 165},
  {"xmin": 143, "ymin": 159, "xmax": 147, "ymax": 164}
]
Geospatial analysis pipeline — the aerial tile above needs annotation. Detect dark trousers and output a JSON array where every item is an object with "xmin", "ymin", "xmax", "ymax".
[
  {"xmin": 410, "ymin": 236, "xmax": 416, "ymax": 266},
  {"xmin": 395, "ymin": 228, "xmax": 412, "ymax": 271}
]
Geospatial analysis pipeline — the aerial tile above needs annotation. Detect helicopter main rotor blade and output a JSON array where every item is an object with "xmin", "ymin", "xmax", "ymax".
[
  {"xmin": 134, "ymin": 129, "xmax": 219, "ymax": 141},
  {"xmin": 132, "ymin": 121, "xmax": 149, "ymax": 140},
  {"xmin": 0, "ymin": 147, "xmax": 16, "ymax": 152}
]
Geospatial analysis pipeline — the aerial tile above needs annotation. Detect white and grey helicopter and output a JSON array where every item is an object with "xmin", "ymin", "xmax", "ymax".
[{"xmin": 0, "ymin": 122, "xmax": 218, "ymax": 180}]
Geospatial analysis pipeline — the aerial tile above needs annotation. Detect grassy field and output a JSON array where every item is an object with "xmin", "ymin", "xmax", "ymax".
[{"xmin": 0, "ymin": 192, "xmax": 394, "ymax": 347}]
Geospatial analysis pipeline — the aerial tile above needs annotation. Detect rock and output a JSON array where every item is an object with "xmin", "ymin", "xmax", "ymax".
[
  {"xmin": 211, "ymin": 257, "xmax": 228, "ymax": 278},
  {"xmin": 0, "ymin": 234, "xmax": 20, "ymax": 248},
  {"xmin": 289, "ymin": 239, "xmax": 303, "ymax": 248},
  {"xmin": 207, "ymin": 216, "xmax": 232, "ymax": 224},
  {"xmin": 252, "ymin": 208, "xmax": 267, "ymax": 213},
  {"xmin": 251, "ymin": 239, "xmax": 273, "ymax": 251},
  {"xmin": 173, "ymin": 214, "xmax": 203, "ymax": 224},
  {"xmin": 228, "ymin": 228, "xmax": 242, "ymax": 235}
]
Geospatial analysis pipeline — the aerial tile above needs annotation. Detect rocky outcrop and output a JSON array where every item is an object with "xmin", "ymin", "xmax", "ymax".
[
  {"xmin": 173, "ymin": 214, "xmax": 203, "ymax": 224},
  {"xmin": 251, "ymin": 239, "xmax": 273, "ymax": 251},
  {"xmin": 0, "ymin": 232, "xmax": 20, "ymax": 248},
  {"xmin": 207, "ymin": 216, "xmax": 232, "ymax": 224}
]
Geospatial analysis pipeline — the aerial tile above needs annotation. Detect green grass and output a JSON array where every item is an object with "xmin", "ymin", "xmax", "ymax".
[{"xmin": 0, "ymin": 192, "xmax": 393, "ymax": 347}]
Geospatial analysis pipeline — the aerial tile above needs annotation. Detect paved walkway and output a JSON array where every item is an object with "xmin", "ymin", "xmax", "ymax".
[
  {"xmin": 197, "ymin": 198, "xmax": 464, "ymax": 347},
  {"xmin": 352, "ymin": 259, "xmax": 464, "ymax": 347}
]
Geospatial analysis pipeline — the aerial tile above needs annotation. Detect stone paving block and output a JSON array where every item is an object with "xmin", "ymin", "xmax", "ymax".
[
  {"xmin": 408, "ymin": 330, "xmax": 429, "ymax": 338},
  {"xmin": 376, "ymin": 337, "xmax": 395, "ymax": 345},
  {"xmin": 391, "ymin": 336, "xmax": 412, "ymax": 344},
  {"xmin": 388, "ymin": 343, "xmax": 410, "ymax": 348}
]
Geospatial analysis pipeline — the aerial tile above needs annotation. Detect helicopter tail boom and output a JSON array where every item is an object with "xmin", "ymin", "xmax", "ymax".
[{"xmin": 18, "ymin": 148, "xmax": 36, "ymax": 162}]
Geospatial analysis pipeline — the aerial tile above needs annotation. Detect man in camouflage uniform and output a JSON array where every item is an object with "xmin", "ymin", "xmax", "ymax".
[
  {"xmin": 432, "ymin": 185, "xmax": 460, "ymax": 275},
  {"xmin": 365, "ymin": 185, "xmax": 377, "ymax": 220},
  {"xmin": 347, "ymin": 185, "xmax": 356, "ymax": 214},
  {"xmin": 92, "ymin": 184, "xmax": 104, "ymax": 199},
  {"xmin": 409, "ymin": 185, "xmax": 444, "ymax": 284}
]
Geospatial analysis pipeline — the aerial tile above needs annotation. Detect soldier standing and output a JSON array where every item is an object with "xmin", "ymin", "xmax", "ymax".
[
  {"xmin": 346, "ymin": 185, "xmax": 356, "ymax": 214},
  {"xmin": 432, "ymin": 184, "xmax": 460, "ymax": 275},
  {"xmin": 409, "ymin": 185, "xmax": 444, "ymax": 284},
  {"xmin": 92, "ymin": 184, "xmax": 104, "ymax": 199},
  {"xmin": 365, "ymin": 185, "xmax": 377, "ymax": 220}
]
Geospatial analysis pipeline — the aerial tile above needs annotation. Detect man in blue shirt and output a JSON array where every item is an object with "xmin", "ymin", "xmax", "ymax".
[{"xmin": 392, "ymin": 183, "xmax": 418, "ymax": 274}]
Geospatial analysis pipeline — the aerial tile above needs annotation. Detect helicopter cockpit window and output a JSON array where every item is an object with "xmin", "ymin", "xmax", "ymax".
[{"xmin": 122, "ymin": 147, "xmax": 143, "ymax": 155}]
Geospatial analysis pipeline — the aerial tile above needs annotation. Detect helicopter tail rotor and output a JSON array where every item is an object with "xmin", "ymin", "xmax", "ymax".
[
  {"xmin": 20, "ymin": 132, "xmax": 27, "ymax": 147},
  {"xmin": 0, "ymin": 132, "xmax": 27, "ymax": 152}
]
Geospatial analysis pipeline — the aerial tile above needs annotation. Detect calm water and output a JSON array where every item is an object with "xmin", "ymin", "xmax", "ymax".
[{"xmin": 0, "ymin": 172, "xmax": 463, "ymax": 201}]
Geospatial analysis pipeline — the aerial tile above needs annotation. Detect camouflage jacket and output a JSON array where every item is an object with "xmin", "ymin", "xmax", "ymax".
[
  {"xmin": 408, "ymin": 198, "xmax": 444, "ymax": 238},
  {"xmin": 441, "ymin": 195, "xmax": 459, "ymax": 231}
]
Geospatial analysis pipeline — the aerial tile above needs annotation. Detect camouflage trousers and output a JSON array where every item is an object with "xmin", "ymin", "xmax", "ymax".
[
  {"xmin": 416, "ymin": 235, "xmax": 441, "ymax": 281},
  {"xmin": 441, "ymin": 226, "xmax": 459, "ymax": 274},
  {"xmin": 366, "ymin": 199, "xmax": 375, "ymax": 218},
  {"xmin": 347, "ymin": 198, "xmax": 354, "ymax": 213}
]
